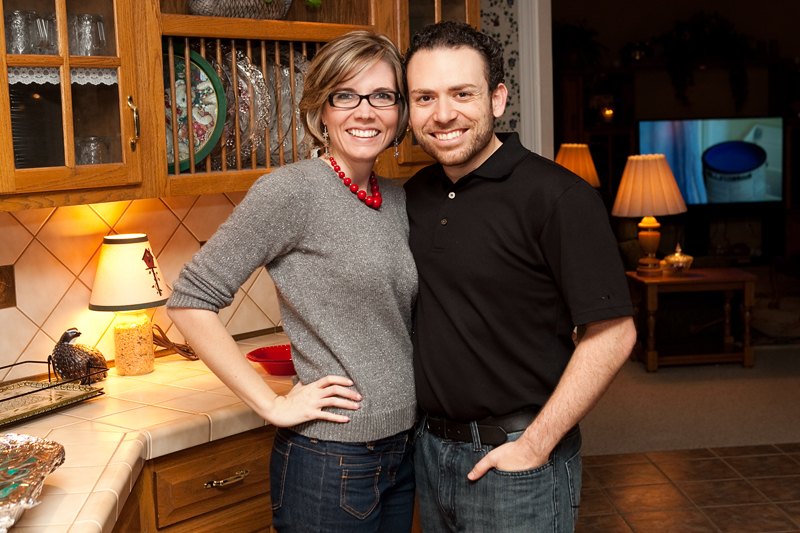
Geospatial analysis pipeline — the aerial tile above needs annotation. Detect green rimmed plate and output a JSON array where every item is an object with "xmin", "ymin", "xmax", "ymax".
[{"xmin": 164, "ymin": 46, "xmax": 227, "ymax": 172}]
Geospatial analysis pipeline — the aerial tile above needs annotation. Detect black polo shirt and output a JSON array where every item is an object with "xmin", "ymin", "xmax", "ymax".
[{"xmin": 404, "ymin": 133, "xmax": 633, "ymax": 421}]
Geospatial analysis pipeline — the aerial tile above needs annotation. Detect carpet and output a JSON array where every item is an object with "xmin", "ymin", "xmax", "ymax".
[{"xmin": 580, "ymin": 344, "xmax": 800, "ymax": 456}]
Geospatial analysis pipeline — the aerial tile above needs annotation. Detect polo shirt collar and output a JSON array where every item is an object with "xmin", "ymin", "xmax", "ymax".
[{"xmin": 471, "ymin": 132, "xmax": 528, "ymax": 180}]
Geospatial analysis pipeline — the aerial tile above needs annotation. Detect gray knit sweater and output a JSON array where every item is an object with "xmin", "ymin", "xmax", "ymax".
[{"xmin": 168, "ymin": 158, "xmax": 418, "ymax": 442}]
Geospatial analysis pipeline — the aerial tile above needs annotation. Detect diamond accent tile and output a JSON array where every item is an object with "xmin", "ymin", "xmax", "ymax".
[
  {"xmin": 0, "ymin": 307, "xmax": 38, "ymax": 380},
  {"xmin": 181, "ymin": 193, "xmax": 234, "ymax": 243},
  {"xmin": 42, "ymin": 280, "xmax": 114, "ymax": 351},
  {"xmin": 37, "ymin": 205, "xmax": 109, "ymax": 276},
  {"xmin": 162, "ymin": 195, "xmax": 198, "ymax": 221},
  {"xmin": 248, "ymin": 270, "xmax": 281, "ymax": 325},
  {"xmin": 158, "ymin": 225, "xmax": 201, "ymax": 291},
  {"xmin": 11, "ymin": 207, "xmax": 54, "ymax": 236},
  {"xmin": 113, "ymin": 198, "xmax": 179, "ymax": 255},
  {"xmin": 90, "ymin": 201, "xmax": 131, "ymax": 228},
  {"xmin": 0, "ymin": 211, "xmax": 33, "ymax": 265},
  {"xmin": 226, "ymin": 295, "xmax": 272, "ymax": 336},
  {"xmin": 15, "ymin": 239, "xmax": 75, "ymax": 325}
]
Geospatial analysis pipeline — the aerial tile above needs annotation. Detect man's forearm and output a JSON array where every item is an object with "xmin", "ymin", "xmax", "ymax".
[{"xmin": 518, "ymin": 316, "xmax": 636, "ymax": 462}]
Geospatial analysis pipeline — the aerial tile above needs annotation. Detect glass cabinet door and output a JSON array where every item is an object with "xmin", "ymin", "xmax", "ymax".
[{"xmin": 0, "ymin": 0, "xmax": 140, "ymax": 196}]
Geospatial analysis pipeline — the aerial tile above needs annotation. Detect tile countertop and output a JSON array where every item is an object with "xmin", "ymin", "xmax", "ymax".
[{"xmin": 2, "ymin": 333, "xmax": 293, "ymax": 533}]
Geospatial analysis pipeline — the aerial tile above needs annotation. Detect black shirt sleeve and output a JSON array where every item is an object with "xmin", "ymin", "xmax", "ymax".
[{"xmin": 538, "ymin": 181, "xmax": 634, "ymax": 326}]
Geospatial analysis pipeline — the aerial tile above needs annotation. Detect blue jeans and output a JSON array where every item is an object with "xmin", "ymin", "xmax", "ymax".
[
  {"xmin": 270, "ymin": 427, "xmax": 415, "ymax": 533},
  {"xmin": 414, "ymin": 416, "xmax": 582, "ymax": 532}
]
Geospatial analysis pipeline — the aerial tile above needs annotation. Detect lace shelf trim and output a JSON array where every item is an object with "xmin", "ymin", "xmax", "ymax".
[{"xmin": 8, "ymin": 67, "xmax": 118, "ymax": 85}]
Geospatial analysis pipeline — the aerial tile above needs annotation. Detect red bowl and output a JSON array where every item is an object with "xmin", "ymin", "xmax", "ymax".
[{"xmin": 246, "ymin": 345, "xmax": 296, "ymax": 376}]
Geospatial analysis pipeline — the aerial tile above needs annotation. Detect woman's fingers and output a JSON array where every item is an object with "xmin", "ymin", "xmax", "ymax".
[
  {"xmin": 268, "ymin": 375, "xmax": 363, "ymax": 426},
  {"xmin": 319, "ymin": 384, "xmax": 362, "ymax": 402}
]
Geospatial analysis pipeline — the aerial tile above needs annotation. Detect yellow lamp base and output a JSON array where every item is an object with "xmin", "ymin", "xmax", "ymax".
[
  {"xmin": 113, "ymin": 311, "xmax": 155, "ymax": 375},
  {"xmin": 637, "ymin": 216, "xmax": 663, "ymax": 277}
]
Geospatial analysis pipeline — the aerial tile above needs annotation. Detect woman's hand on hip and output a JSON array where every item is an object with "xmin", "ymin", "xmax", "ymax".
[{"xmin": 265, "ymin": 375, "xmax": 362, "ymax": 427}]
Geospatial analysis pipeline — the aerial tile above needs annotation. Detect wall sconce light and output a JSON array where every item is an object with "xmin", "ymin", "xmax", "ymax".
[
  {"xmin": 555, "ymin": 143, "xmax": 601, "ymax": 187},
  {"xmin": 611, "ymin": 155, "xmax": 687, "ymax": 277},
  {"xmin": 89, "ymin": 234, "xmax": 169, "ymax": 375}
]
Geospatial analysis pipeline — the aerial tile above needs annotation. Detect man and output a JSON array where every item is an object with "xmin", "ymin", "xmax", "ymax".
[{"xmin": 403, "ymin": 21, "xmax": 637, "ymax": 532}]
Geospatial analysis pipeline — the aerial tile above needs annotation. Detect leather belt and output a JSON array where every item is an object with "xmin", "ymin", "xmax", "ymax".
[{"xmin": 425, "ymin": 409, "xmax": 539, "ymax": 446}]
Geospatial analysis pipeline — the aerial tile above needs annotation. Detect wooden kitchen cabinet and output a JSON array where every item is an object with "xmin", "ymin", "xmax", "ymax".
[
  {"xmin": 0, "ymin": 0, "xmax": 464, "ymax": 211},
  {"xmin": 113, "ymin": 425, "xmax": 277, "ymax": 533},
  {"xmin": 0, "ymin": 0, "xmax": 166, "ymax": 211}
]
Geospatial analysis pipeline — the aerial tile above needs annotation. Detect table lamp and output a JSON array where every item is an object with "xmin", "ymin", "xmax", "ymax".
[
  {"xmin": 555, "ymin": 143, "xmax": 601, "ymax": 187},
  {"xmin": 611, "ymin": 154, "xmax": 687, "ymax": 277},
  {"xmin": 89, "ymin": 234, "xmax": 170, "ymax": 375}
]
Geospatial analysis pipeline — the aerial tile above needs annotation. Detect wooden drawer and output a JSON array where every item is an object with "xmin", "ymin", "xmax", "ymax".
[{"xmin": 152, "ymin": 426, "xmax": 275, "ymax": 528}]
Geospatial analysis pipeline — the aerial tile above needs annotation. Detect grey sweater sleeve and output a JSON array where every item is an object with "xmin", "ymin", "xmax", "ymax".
[{"xmin": 167, "ymin": 167, "xmax": 310, "ymax": 312}]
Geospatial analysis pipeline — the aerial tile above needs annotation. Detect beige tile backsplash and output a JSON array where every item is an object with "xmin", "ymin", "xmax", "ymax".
[{"xmin": 0, "ymin": 195, "xmax": 282, "ymax": 382}]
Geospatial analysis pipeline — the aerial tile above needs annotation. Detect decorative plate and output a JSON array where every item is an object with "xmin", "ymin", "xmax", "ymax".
[
  {"xmin": 164, "ymin": 46, "xmax": 227, "ymax": 172},
  {"xmin": 210, "ymin": 49, "xmax": 271, "ymax": 169},
  {"xmin": 259, "ymin": 46, "xmax": 310, "ymax": 166}
]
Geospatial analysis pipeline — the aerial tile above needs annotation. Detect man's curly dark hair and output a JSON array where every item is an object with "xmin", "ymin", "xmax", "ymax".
[{"xmin": 404, "ymin": 20, "xmax": 505, "ymax": 93}]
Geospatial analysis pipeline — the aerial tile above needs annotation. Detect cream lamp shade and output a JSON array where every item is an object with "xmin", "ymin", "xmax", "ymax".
[
  {"xmin": 555, "ymin": 143, "xmax": 601, "ymax": 187},
  {"xmin": 611, "ymin": 154, "xmax": 687, "ymax": 277},
  {"xmin": 89, "ymin": 234, "xmax": 169, "ymax": 375},
  {"xmin": 89, "ymin": 234, "xmax": 169, "ymax": 311}
]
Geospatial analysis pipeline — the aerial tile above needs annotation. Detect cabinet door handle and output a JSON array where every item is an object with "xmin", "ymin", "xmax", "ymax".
[
  {"xmin": 127, "ymin": 95, "xmax": 139, "ymax": 151},
  {"xmin": 204, "ymin": 469, "xmax": 250, "ymax": 489}
]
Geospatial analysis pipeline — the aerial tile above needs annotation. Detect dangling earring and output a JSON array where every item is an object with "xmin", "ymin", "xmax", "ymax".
[
  {"xmin": 322, "ymin": 125, "xmax": 330, "ymax": 158},
  {"xmin": 393, "ymin": 138, "xmax": 400, "ymax": 158}
]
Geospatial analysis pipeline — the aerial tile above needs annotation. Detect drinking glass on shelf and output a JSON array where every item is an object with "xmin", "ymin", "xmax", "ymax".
[
  {"xmin": 36, "ymin": 13, "xmax": 58, "ymax": 55},
  {"xmin": 4, "ymin": 10, "xmax": 38, "ymax": 55},
  {"xmin": 68, "ymin": 13, "xmax": 106, "ymax": 56},
  {"xmin": 76, "ymin": 136, "xmax": 111, "ymax": 165}
]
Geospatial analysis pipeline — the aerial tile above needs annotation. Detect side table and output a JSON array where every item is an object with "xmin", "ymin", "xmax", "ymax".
[{"xmin": 626, "ymin": 268, "xmax": 757, "ymax": 372}]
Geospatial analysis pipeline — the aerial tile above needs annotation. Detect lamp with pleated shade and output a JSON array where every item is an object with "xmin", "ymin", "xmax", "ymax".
[
  {"xmin": 555, "ymin": 143, "xmax": 600, "ymax": 187},
  {"xmin": 89, "ymin": 234, "xmax": 170, "ymax": 375},
  {"xmin": 611, "ymin": 154, "xmax": 687, "ymax": 277}
]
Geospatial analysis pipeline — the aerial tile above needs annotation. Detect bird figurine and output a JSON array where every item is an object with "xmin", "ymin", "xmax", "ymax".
[{"xmin": 49, "ymin": 328, "xmax": 108, "ymax": 385}]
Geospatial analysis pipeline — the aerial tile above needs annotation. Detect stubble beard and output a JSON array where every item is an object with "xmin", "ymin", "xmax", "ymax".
[{"xmin": 414, "ymin": 117, "xmax": 495, "ymax": 169}]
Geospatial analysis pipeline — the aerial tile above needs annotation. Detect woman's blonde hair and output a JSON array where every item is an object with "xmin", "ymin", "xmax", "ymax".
[{"xmin": 300, "ymin": 31, "xmax": 408, "ymax": 152}]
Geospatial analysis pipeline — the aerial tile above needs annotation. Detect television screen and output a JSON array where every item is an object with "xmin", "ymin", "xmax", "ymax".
[{"xmin": 639, "ymin": 117, "xmax": 783, "ymax": 205}]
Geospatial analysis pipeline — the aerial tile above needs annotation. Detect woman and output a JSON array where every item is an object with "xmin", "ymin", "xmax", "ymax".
[{"xmin": 167, "ymin": 31, "xmax": 417, "ymax": 532}]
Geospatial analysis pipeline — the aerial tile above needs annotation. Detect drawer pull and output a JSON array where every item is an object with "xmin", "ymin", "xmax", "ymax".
[
  {"xmin": 204, "ymin": 470, "xmax": 250, "ymax": 489},
  {"xmin": 127, "ymin": 95, "xmax": 139, "ymax": 151}
]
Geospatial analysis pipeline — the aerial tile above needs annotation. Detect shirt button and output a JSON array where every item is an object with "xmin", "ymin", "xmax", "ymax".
[
  {"xmin": 440, "ymin": 219, "xmax": 447, "ymax": 225},
  {"xmin": 448, "ymin": 192, "xmax": 456, "ymax": 199}
]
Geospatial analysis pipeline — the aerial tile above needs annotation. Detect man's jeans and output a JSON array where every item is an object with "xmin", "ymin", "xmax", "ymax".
[
  {"xmin": 270, "ymin": 427, "xmax": 415, "ymax": 533},
  {"xmin": 414, "ymin": 416, "xmax": 582, "ymax": 532}
]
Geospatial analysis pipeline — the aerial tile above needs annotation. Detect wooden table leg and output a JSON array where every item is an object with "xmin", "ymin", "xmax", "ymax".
[
  {"xmin": 628, "ymin": 281, "xmax": 642, "ymax": 361},
  {"xmin": 743, "ymin": 280, "xmax": 755, "ymax": 367},
  {"xmin": 645, "ymin": 285, "xmax": 659, "ymax": 372},
  {"xmin": 646, "ymin": 309, "xmax": 658, "ymax": 372},
  {"xmin": 723, "ymin": 290, "xmax": 735, "ymax": 347}
]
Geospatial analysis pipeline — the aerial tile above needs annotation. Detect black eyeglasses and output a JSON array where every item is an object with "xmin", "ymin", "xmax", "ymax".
[{"xmin": 327, "ymin": 91, "xmax": 402, "ymax": 109}]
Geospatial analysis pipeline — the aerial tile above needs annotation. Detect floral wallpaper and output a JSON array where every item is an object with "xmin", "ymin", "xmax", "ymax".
[{"xmin": 481, "ymin": 0, "xmax": 520, "ymax": 134}]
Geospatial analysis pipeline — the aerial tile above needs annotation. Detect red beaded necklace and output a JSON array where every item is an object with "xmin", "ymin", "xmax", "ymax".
[{"xmin": 328, "ymin": 156, "xmax": 382, "ymax": 210}]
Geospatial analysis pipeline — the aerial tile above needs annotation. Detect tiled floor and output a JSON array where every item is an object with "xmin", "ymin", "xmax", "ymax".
[{"xmin": 579, "ymin": 443, "xmax": 800, "ymax": 533}]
